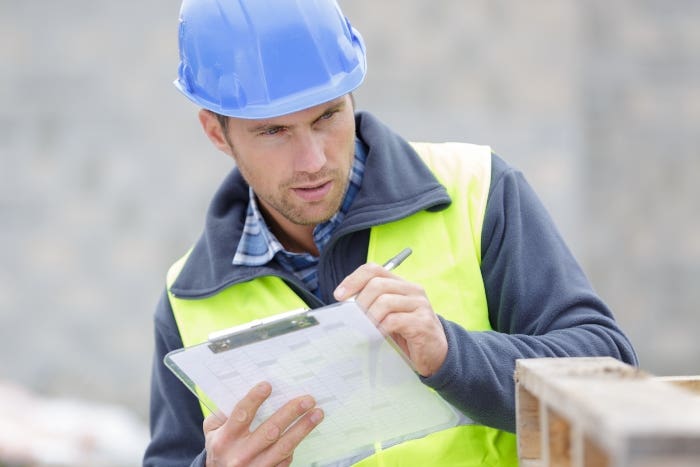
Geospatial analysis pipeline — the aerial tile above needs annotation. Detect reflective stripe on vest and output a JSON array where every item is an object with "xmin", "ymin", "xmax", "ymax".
[{"xmin": 166, "ymin": 142, "xmax": 517, "ymax": 466}]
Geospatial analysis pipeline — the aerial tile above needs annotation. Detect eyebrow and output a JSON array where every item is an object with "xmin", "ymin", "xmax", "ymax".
[{"xmin": 247, "ymin": 99, "xmax": 346, "ymax": 134}]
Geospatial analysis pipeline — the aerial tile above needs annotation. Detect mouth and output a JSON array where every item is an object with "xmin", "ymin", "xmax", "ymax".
[{"xmin": 291, "ymin": 180, "xmax": 333, "ymax": 202}]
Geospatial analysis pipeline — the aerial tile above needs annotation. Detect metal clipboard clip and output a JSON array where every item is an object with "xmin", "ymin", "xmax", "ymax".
[{"xmin": 206, "ymin": 307, "xmax": 317, "ymax": 354}]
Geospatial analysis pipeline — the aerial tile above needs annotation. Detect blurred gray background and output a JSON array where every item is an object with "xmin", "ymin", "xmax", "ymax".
[{"xmin": 1, "ymin": 0, "xmax": 699, "ymax": 463}]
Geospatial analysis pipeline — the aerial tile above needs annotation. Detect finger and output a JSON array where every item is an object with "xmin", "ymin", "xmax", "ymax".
[
  {"xmin": 388, "ymin": 332, "xmax": 410, "ymax": 357},
  {"xmin": 203, "ymin": 411, "xmax": 226, "ymax": 434},
  {"xmin": 260, "ymin": 407, "xmax": 324, "ymax": 466},
  {"xmin": 337, "ymin": 267, "xmax": 416, "ymax": 307},
  {"xmin": 333, "ymin": 263, "xmax": 389, "ymax": 301},
  {"xmin": 363, "ymin": 291, "xmax": 406, "ymax": 326},
  {"xmin": 250, "ymin": 395, "xmax": 317, "ymax": 450},
  {"xmin": 363, "ymin": 287, "xmax": 428, "ymax": 325},
  {"xmin": 225, "ymin": 381, "xmax": 272, "ymax": 436},
  {"xmin": 377, "ymin": 304, "xmax": 435, "ymax": 338},
  {"xmin": 275, "ymin": 457, "xmax": 293, "ymax": 467}
]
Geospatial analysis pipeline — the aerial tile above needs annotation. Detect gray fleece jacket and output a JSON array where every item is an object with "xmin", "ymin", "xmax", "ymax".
[{"xmin": 143, "ymin": 111, "xmax": 637, "ymax": 466}]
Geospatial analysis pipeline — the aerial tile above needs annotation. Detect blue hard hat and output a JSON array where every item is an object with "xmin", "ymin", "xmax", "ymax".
[{"xmin": 174, "ymin": 0, "xmax": 367, "ymax": 119}]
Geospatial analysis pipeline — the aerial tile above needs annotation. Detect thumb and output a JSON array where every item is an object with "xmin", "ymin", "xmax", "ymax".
[{"xmin": 203, "ymin": 410, "xmax": 227, "ymax": 433}]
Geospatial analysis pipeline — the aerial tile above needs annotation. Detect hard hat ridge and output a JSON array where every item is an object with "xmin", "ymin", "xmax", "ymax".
[{"xmin": 174, "ymin": 0, "xmax": 367, "ymax": 119}]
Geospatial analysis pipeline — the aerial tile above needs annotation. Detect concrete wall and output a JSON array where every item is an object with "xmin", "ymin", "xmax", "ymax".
[{"xmin": 1, "ymin": 0, "xmax": 698, "ymax": 445}]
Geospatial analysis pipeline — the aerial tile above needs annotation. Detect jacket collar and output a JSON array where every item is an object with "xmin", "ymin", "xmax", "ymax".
[{"xmin": 170, "ymin": 111, "xmax": 451, "ymax": 298}]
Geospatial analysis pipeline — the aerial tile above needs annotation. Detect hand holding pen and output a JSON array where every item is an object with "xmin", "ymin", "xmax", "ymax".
[{"xmin": 333, "ymin": 247, "xmax": 448, "ymax": 377}]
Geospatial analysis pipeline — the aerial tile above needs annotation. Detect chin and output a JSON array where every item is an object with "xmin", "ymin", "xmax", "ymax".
[{"xmin": 293, "ymin": 206, "xmax": 338, "ymax": 226}]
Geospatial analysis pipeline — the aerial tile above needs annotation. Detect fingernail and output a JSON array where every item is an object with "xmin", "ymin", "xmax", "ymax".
[
  {"xmin": 333, "ymin": 286, "xmax": 345, "ymax": 300},
  {"xmin": 300, "ymin": 397, "xmax": 314, "ymax": 411},
  {"xmin": 310, "ymin": 409, "xmax": 324, "ymax": 424}
]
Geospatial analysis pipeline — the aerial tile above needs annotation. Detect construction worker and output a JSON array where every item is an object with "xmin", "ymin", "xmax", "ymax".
[{"xmin": 144, "ymin": 0, "xmax": 638, "ymax": 465}]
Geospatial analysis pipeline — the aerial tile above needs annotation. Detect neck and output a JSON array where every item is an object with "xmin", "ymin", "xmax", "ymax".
[
  {"xmin": 258, "ymin": 205, "xmax": 319, "ymax": 256},
  {"xmin": 272, "ymin": 222, "xmax": 319, "ymax": 257}
]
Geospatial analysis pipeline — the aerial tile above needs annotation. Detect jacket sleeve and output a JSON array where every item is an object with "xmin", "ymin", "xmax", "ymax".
[
  {"xmin": 143, "ymin": 291, "xmax": 207, "ymax": 467},
  {"xmin": 421, "ymin": 154, "xmax": 638, "ymax": 433}
]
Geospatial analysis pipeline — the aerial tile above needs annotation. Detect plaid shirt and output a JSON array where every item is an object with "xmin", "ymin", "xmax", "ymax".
[{"xmin": 233, "ymin": 139, "xmax": 367, "ymax": 298}]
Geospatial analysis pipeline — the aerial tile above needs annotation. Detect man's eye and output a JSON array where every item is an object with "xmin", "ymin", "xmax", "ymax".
[
  {"xmin": 261, "ymin": 127, "xmax": 283, "ymax": 136},
  {"xmin": 320, "ymin": 111, "xmax": 336, "ymax": 120}
]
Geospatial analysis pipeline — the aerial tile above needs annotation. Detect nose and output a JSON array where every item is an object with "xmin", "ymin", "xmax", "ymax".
[{"xmin": 294, "ymin": 130, "xmax": 326, "ymax": 173}]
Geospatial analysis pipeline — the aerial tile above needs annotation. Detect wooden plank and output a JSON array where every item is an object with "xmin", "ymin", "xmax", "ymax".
[
  {"xmin": 515, "ymin": 358, "xmax": 700, "ymax": 466},
  {"xmin": 517, "ymin": 384, "xmax": 542, "ymax": 460},
  {"xmin": 570, "ymin": 424, "xmax": 584, "ymax": 467},
  {"xmin": 547, "ymin": 407, "xmax": 571, "ymax": 467},
  {"xmin": 520, "ymin": 460, "xmax": 544, "ymax": 467},
  {"xmin": 655, "ymin": 376, "xmax": 700, "ymax": 395},
  {"xmin": 583, "ymin": 435, "xmax": 610, "ymax": 467}
]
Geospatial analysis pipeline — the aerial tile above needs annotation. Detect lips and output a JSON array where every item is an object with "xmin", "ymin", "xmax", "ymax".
[{"xmin": 292, "ymin": 180, "xmax": 333, "ymax": 202}]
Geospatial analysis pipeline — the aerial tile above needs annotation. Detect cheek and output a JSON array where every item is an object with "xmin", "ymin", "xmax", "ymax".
[{"xmin": 242, "ymin": 158, "xmax": 294, "ymax": 198}]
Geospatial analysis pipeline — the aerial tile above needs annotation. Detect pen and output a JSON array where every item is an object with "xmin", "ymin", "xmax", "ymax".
[
  {"xmin": 382, "ymin": 247, "xmax": 412, "ymax": 271},
  {"xmin": 342, "ymin": 248, "xmax": 412, "ymax": 302}
]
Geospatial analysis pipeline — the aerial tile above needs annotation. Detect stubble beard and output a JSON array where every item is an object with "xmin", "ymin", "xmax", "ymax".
[{"xmin": 265, "ymin": 169, "xmax": 349, "ymax": 226}]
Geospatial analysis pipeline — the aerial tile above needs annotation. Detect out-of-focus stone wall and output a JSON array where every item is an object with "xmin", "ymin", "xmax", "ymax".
[
  {"xmin": 579, "ymin": 1, "xmax": 700, "ymax": 375},
  {"xmin": 1, "ymin": 2, "xmax": 698, "ymax": 457}
]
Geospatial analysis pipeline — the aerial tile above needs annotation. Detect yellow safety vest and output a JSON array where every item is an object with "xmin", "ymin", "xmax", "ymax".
[{"xmin": 167, "ymin": 142, "xmax": 517, "ymax": 466}]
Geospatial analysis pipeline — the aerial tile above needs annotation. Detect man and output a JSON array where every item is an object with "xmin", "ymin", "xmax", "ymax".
[{"xmin": 144, "ymin": 0, "xmax": 637, "ymax": 466}]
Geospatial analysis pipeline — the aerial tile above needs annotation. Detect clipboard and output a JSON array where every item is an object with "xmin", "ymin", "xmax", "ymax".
[{"xmin": 165, "ymin": 300, "xmax": 459, "ymax": 466}]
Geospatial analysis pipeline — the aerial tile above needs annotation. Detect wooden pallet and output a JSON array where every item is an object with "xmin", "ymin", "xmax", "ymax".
[{"xmin": 515, "ymin": 357, "xmax": 700, "ymax": 467}]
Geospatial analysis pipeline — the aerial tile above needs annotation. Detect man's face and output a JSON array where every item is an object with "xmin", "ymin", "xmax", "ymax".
[{"xmin": 220, "ymin": 95, "xmax": 356, "ymax": 230}]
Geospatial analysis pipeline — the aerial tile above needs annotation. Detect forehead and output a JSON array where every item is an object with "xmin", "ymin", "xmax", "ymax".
[{"xmin": 229, "ymin": 95, "xmax": 349, "ymax": 131}]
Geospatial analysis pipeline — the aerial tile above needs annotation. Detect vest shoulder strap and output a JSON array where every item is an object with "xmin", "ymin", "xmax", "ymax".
[{"xmin": 409, "ymin": 142, "xmax": 491, "ymax": 261}]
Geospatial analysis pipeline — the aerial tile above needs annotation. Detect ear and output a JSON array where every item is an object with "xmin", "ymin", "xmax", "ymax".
[{"xmin": 198, "ymin": 109, "xmax": 234, "ymax": 157}]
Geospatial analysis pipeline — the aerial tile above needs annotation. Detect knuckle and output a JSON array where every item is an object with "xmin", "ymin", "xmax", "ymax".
[
  {"xmin": 375, "ymin": 293, "xmax": 392, "ymax": 308},
  {"xmin": 263, "ymin": 422, "xmax": 281, "ymax": 441},
  {"xmin": 275, "ymin": 437, "xmax": 296, "ymax": 458},
  {"xmin": 233, "ymin": 407, "xmax": 249, "ymax": 424},
  {"xmin": 414, "ymin": 293, "xmax": 431, "ymax": 309},
  {"xmin": 407, "ymin": 282, "xmax": 427, "ymax": 297}
]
